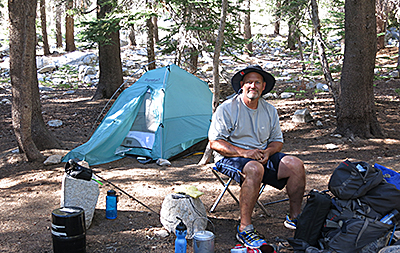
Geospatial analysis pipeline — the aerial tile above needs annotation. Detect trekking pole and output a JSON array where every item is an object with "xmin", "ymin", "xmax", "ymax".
[
  {"xmin": 263, "ymin": 189, "xmax": 329, "ymax": 206},
  {"xmin": 93, "ymin": 172, "xmax": 160, "ymax": 216}
]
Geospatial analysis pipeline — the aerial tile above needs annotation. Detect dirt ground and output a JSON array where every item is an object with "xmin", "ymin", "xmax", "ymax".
[{"xmin": 1, "ymin": 48, "xmax": 400, "ymax": 253}]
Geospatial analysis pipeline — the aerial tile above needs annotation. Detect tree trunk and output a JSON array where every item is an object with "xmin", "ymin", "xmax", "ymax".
[
  {"xmin": 93, "ymin": 0, "xmax": 123, "ymax": 100},
  {"xmin": 376, "ymin": 0, "xmax": 387, "ymax": 50},
  {"xmin": 244, "ymin": 0, "xmax": 252, "ymax": 56},
  {"xmin": 152, "ymin": 16, "xmax": 159, "ymax": 43},
  {"xmin": 65, "ymin": 0, "xmax": 76, "ymax": 52},
  {"xmin": 129, "ymin": 25, "xmax": 137, "ymax": 47},
  {"xmin": 9, "ymin": 0, "xmax": 44, "ymax": 162},
  {"xmin": 310, "ymin": 0, "xmax": 337, "ymax": 101},
  {"xmin": 198, "ymin": 0, "xmax": 228, "ymax": 166},
  {"xmin": 146, "ymin": 17, "xmax": 156, "ymax": 70},
  {"xmin": 40, "ymin": 0, "xmax": 50, "ymax": 55},
  {"xmin": 274, "ymin": 0, "xmax": 281, "ymax": 35},
  {"xmin": 55, "ymin": 0, "xmax": 63, "ymax": 48},
  {"xmin": 336, "ymin": 0, "xmax": 383, "ymax": 138},
  {"xmin": 288, "ymin": 18, "xmax": 297, "ymax": 50},
  {"xmin": 189, "ymin": 47, "xmax": 198, "ymax": 73}
]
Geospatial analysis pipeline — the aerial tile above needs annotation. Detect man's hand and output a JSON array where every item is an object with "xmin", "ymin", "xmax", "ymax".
[{"xmin": 243, "ymin": 149, "xmax": 268, "ymax": 164}]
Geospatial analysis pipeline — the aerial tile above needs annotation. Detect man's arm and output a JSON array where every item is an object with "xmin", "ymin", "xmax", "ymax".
[
  {"xmin": 210, "ymin": 139, "xmax": 283, "ymax": 164},
  {"xmin": 260, "ymin": 141, "xmax": 283, "ymax": 164}
]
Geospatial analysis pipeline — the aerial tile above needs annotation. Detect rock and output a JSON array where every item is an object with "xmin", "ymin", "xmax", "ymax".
[
  {"xmin": 38, "ymin": 64, "xmax": 56, "ymax": 74},
  {"xmin": 63, "ymin": 90, "xmax": 75, "ymax": 95},
  {"xmin": 160, "ymin": 193, "xmax": 207, "ymax": 239},
  {"xmin": 156, "ymin": 158, "xmax": 171, "ymax": 166},
  {"xmin": 263, "ymin": 62, "xmax": 276, "ymax": 69},
  {"xmin": 316, "ymin": 120, "xmax": 323, "ymax": 127},
  {"xmin": 325, "ymin": 143, "xmax": 339, "ymax": 150},
  {"xmin": 44, "ymin": 155, "xmax": 63, "ymax": 165},
  {"xmin": 280, "ymin": 92, "xmax": 295, "ymax": 99},
  {"xmin": 263, "ymin": 93, "xmax": 278, "ymax": 99},
  {"xmin": 39, "ymin": 85, "xmax": 54, "ymax": 91},
  {"xmin": 316, "ymin": 82, "xmax": 329, "ymax": 91},
  {"xmin": 1, "ymin": 98, "xmax": 11, "ymax": 105},
  {"xmin": 48, "ymin": 119, "xmax": 63, "ymax": 127},
  {"xmin": 152, "ymin": 228, "xmax": 169, "ymax": 238},
  {"xmin": 78, "ymin": 65, "xmax": 97, "ymax": 81},
  {"xmin": 61, "ymin": 174, "xmax": 99, "ymax": 229},
  {"xmin": 292, "ymin": 108, "xmax": 313, "ymax": 123},
  {"xmin": 389, "ymin": 70, "xmax": 399, "ymax": 78}
]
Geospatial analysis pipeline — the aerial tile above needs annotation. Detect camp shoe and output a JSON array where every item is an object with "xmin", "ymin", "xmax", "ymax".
[
  {"xmin": 284, "ymin": 215, "xmax": 297, "ymax": 229},
  {"xmin": 236, "ymin": 225, "xmax": 267, "ymax": 249}
]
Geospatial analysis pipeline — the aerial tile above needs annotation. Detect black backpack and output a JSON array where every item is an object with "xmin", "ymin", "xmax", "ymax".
[
  {"xmin": 288, "ymin": 189, "xmax": 332, "ymax": 251},
  {"xmin": 328, "ymin": 160, "xmax": 383, "ymax": 200}
]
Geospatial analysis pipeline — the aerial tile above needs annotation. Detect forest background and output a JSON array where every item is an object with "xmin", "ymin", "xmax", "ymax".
[{"xmin": 1, "ymin": 0, "xmax": 400, "ymax": 252}]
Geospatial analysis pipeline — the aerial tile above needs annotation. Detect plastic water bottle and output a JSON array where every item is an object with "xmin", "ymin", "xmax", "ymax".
[
  {"xmin": 380, "ymin": 209, "xmax": 399, "ymax": 225},
  {"xmin": 106, "ymin": 189, "xmax": 117, "ymax": 219},
  {"xmin": 175, "ymin": 217, "xmax": 187, "ymax": 253}
]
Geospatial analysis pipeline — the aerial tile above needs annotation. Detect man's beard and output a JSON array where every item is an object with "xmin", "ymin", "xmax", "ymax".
[{"xmin": 246, "ymin": 90, "xmax": 260, "ymax": 100}]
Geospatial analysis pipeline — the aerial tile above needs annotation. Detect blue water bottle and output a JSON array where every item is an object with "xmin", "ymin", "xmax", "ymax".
[
  {"xmin": 175, "ymin": 217, "xmax": 187, "ymax": 253},
  {"xmin": 106, "ymin": 189, "xmax": 117, "ymax": 219}
]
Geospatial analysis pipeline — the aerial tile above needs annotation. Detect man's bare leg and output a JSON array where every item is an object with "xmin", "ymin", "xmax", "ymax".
[
  {"xmin": 278, "ymin": 155, "xmax": 306, "ymax": 219},
  {"xmin": 239, "ymin": 161, "xmax": 264, "ymax": 231}
]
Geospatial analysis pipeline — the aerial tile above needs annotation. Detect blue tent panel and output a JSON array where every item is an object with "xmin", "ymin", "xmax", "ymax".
[{"xmin": 62, "ymin": 64, "xmax": 212, "ymax": 165}]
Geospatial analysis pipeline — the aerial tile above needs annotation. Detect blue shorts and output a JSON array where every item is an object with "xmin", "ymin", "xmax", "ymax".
[{"xmin": 215, "ymin": 152, "xmax": 288, "ymax": 190}]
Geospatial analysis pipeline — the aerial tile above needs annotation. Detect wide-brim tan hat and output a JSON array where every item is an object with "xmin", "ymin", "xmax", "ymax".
[{"xmin": 231, "ymin": 65, "xmax": 275, "ymax": 95}]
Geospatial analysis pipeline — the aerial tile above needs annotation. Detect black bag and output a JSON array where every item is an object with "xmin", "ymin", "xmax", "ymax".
[
  {"xmin": 360, "ymin": 181, "xmax": 400, "ymax": 216},
  {"xmin": 322, "ymin": 187, "xmax": 397, "ymax": 253},
  {"xmin": 290, "ymin": 190, "xmax": 332, "ymax": 248},
  {"xmin": 323, "ymin": 217, "xmax": 393, "ymax": 253},
  {"xmin": 328, "ymin": 160, "xmax": 383, "ymax": 200},
  {"xmin": 64, "ymin": 159, "xmax": 92, "ymax": 181}
]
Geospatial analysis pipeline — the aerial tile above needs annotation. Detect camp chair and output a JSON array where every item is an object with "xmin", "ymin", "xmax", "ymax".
[{"xmin": 209, "ymin": 166, "xmax": 269, "ymax": 215}]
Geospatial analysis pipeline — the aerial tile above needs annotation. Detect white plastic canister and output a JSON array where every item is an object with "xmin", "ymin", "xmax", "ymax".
[{"xmin": 192, "ymin": 230, "xmax": 215, "ymax": 253}]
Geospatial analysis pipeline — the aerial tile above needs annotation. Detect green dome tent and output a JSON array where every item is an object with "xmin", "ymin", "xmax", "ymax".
[{"xmin": 62, "ymin": 64, "xmax": 213, "ymax": 165}]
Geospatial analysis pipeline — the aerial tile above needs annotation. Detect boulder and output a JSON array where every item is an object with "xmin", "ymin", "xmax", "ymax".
[
  {"xmin": 60, "ymin": 174, "xmax": 100, "ymax": 229},
  {"xmin": 160, "ymin": 193, "xmax": 207, "ymax": 239},
  {"xmin": 292, "ymin": 108, "xmax": 313, "ymax": 123}
]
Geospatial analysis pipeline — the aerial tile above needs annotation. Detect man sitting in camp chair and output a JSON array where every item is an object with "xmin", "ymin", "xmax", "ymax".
[{"xmin": 208, "ymin": 65, "xmax": 306, "ymax": 249}]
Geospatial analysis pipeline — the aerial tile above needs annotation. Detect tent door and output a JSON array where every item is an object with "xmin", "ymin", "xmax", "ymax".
[{"xmin": 121, "ymin": 90, "xmax": 158, "ymax": 149}]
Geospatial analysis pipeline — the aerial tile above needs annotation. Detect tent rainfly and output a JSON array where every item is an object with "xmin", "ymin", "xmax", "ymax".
[{"xmin": 62, "ymin": 64, "xmax": 213, "ymax": 165}]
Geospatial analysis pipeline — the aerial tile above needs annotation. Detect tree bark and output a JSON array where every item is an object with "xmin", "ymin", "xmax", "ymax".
[
  {"xmin": 93, "ymin": 0, "xmax": 123, "ymax": 100},
  {"xmin": 55, "ymin": 0, "xmax": 63, "ymax": 48},
  {"xmin": 274, "ymin": 0, "xmax": 281, "ymax": 35},
  {"xmin": 9, "ymin": 0, "xmax": 43, "ymax": 162},
  {"xmin": 244, "ymin": 0, "xmax": 252, "ymax": 56},
  {"xmin": 40, "ymin": 0, "xmax": 50, "ymax": 55},
  {"xmin": 152, "ymin": 16, "xmax": 159, "ymax": 43},
  {"xmin": 287, "ymin": 18, "xmax": 297, "ymax": 50},
  {"xmin": 128, "ymin": 25, "xmax": 137, "ymax": 47},
  {"xmin": 198, "ymin": 0, "xmax": 228, "ymax": 166},
  {"xmin": 375, "ymin": 0, "xmax": 387, "ymax": 50},
  {"xmin": 65, "ymin": 0, "xmax": 76, "ymax": 52},
  {"xmin": 336, "ymin": 0, "xmax": 383, "ymax": 138},
  {"xmin": 189, "ymin": 47, "xmax": 198, "ymax": 73},
  {"xmin": 146, "ymin": 17, "xmax": 156, "ymax": 70},
  {"xmin": 310, "ymin": 0, "xmax": 337, "ymax": 101}
]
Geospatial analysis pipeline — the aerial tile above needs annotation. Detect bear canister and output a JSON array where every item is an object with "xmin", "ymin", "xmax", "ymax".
[
  {"xmin": 51, "ymin": 206, "xmax": 86, "ymax": 253},
  {"xmin": 193, "ymin": 230, "xmax": 215, "ymax": 253}
]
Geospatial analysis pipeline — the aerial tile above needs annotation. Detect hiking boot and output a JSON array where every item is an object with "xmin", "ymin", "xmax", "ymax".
[
  {"xmin": 284, "ymin": 215, "xmax": 297, "ymax": 229},
  {"xmin": 236, "ymin": 225, "xmax": 267, "ymax": 249}
]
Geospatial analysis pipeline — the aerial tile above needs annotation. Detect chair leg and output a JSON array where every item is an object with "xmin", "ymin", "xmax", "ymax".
[
  {"xmin": 210, "ymin": 169, "xmax": 239, "ymax": 213},
  {"xmin": 256, "ymin": 184, "xmax": 270, "ymax": 216}
]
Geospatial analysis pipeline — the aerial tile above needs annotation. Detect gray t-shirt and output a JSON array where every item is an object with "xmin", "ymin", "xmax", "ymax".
[{"xmin": 208, "ymin": 94, "xmax": 283, "ymax": 158}]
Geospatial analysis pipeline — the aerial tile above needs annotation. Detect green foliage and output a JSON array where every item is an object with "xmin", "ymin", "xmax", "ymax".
[
  {"xmin": 77, "ymin": 0, "xmax": 123, "ymax": 46},
  {"xmin": 157, "ymin": 0, "xmax": 249, "ymax": 60},
  {"xmin": 395, "ymin": 88, "xmax": 400, "ymax": 94}
]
